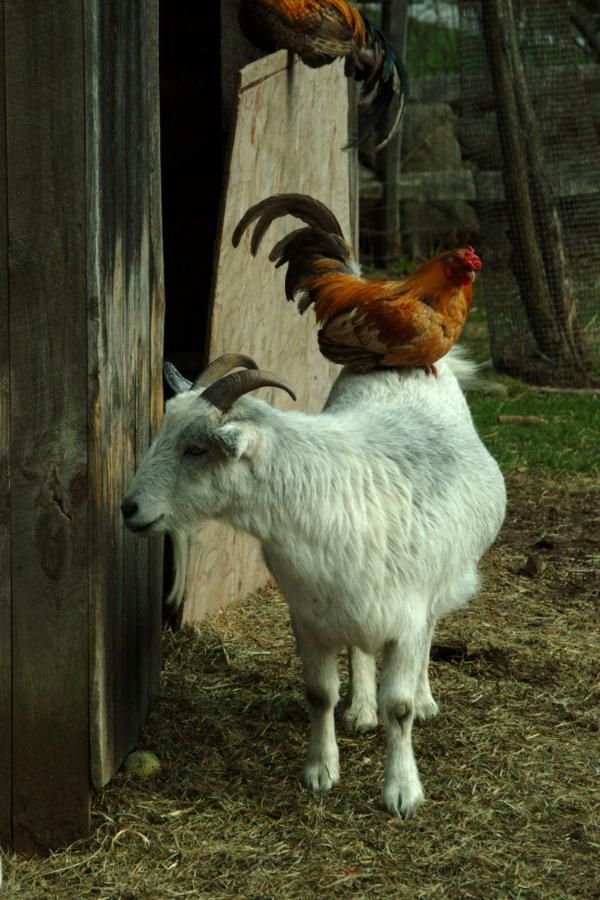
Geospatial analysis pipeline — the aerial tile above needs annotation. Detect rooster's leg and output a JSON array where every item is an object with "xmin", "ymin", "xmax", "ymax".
[{"xmin": 423, "ymin": 364, "xmax": 439, "ymax": 378}]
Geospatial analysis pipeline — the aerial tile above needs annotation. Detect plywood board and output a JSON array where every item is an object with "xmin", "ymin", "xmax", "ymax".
[
  {"xmin": 0, "ymin": 0, "xmax": 12, "ymax": 850},
  {"xmin": 183, "ymin": 52, "xmax": 351, "ymax": 622}
]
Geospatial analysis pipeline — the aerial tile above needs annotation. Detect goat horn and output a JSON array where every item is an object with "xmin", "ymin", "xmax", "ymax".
[
  {"xmin": 192, "ymin": 353, "xmax": 259, "ymax": 390},
  {"xmin": 201, "ymin": 369, "xmax": 297, "ymax": 411}
]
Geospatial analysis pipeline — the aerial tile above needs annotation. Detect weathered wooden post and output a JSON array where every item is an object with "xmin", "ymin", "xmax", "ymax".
[
  {"xmin": 0, "ymin": 0, "xmax": 164, "ymax": 852},
  {"xmin": 482, "ymin": 0, "xmax": 587, "ymax": 374},
  {"xmin": 376, "ymin": 0, "xmax": 409, "ymax": 265}
]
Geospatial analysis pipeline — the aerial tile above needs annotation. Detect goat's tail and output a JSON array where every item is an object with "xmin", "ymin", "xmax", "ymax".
[
  {"xmin": 232, "ymin": 193, "xmax": 358, "ymax": 315},
  {"xmin": 446, "ymin": 346, "xmax": 507, "ymax": 395},
  {"xmin": 165, "ymin": 529, "xmax": 189, "ymax": 611}
]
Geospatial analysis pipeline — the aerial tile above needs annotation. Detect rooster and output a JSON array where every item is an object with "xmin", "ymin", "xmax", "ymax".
[
  {"xmin": 232, "ymin": 193, "xmax": 482, "ymax": 374},
  {"xmin": 238, "ymin": 0, "xmax": 408, "ymax": 149}
]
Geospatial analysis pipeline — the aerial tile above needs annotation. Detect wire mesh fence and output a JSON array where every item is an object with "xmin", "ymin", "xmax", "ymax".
[
  {"xmin": 459, "ymin": 0, "xmax": 600, "ymax": 384},
  {"xmin": 358, "ymin": 0, "xmax": 600, "ymax": 385}
]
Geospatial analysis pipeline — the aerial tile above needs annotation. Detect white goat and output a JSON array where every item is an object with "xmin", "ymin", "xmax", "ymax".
[{"xmin": 122, "ymin": 351, "xmax": 506, "ymax": 818}]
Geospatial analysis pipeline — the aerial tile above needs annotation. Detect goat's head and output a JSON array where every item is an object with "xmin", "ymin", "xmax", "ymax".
[{"xmin": 121, "ymin": 353, "xmax": 296, "ymax": 536}]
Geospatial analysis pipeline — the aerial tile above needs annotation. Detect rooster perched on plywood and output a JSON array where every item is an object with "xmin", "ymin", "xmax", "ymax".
[
  {"xmin": 238, "ymin": 0, "xmax": 408, "ymax": 149},
  {"xmin": 232, "ymin": 193, "xmax": 482, "ymax": 374}
]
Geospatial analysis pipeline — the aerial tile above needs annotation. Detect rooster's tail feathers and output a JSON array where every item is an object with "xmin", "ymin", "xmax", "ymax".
[
  {"xmin": 232, "ymin": 193, "xmax": 345, "ymax": 256},
  {"xmin": 269, "ymin": 228, "xmax": 351, "ymax": 302},
  {"xmin": 233, "ymin": 194, "xmax": 356, "ymax": 311},
  {"xmin": 348, "ymin": 15, "xmax": 409, "ymax": 150}
]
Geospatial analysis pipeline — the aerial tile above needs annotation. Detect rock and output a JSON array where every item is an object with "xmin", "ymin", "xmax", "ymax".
[{"xmin": 123, "ymin": 750, "xmax": 161, "ymax": 777}]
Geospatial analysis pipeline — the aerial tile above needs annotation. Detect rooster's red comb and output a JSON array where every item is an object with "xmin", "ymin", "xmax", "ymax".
[{"xmin": 463, "ymin": 246, "xmax": 482, "ymax": 271}]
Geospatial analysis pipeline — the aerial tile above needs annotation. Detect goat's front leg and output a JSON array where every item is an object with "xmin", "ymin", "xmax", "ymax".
[
  {"xmin": 296, "ymin": 632, "xmax": 340, "ymax": 793},
  {"xmin": 344, "ymin": 647, "xmax": 378, "ymax": 733},
  {"xmin": 415, "ymin": 620, "xmax": 439, "ymax": 722},
  {"xmin": 379, "ymin": 623, "xmax": 427, "ymax": 819}
]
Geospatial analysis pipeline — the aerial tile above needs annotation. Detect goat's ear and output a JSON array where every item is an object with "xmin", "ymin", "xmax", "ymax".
[
  {"xmin": 164, "ymin": 361, "xmax": 192, "ymax": 394},
  {"xmin": 210, "ymin": 423, "xmax": 255, "ymax": 461}
]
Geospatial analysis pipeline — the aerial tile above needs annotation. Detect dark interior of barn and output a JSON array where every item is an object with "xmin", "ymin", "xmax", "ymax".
[
  {"xmin": 159, "ymin": 2, "xmax": 225, "ymax": 382},
  {"xmin": 159, "ymin": 3, "xmax": 227, "ymax": 604}
]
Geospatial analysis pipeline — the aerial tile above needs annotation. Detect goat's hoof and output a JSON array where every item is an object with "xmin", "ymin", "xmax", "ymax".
[
  {"xmin": 414, "ymin": 696, "xmax": 439, "ymax": 722},
  {"xmin": 343, "ymin": 701, "xmax": 379, "ymax": 734},
  {"xmin": 302, "ymin": 759, "xmax": 340, "ymax": 793},
  {"xmin": 383, "ymin": 781, "xmax": 425, "ymax": 820}
]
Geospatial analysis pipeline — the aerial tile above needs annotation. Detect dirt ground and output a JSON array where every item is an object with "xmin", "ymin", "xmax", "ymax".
[{"xmin": 3, "ymin": 473, "xmax": 599, "ymax": 899}]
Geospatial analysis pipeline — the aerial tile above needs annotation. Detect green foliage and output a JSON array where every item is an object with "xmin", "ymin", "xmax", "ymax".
[
  {"xmin": 357, "ymin": 4, "xmax": 459, "ymax": 78},
  {"xmin": 405, "ymin": 20, "xmax": 459, "ymax": 78}
]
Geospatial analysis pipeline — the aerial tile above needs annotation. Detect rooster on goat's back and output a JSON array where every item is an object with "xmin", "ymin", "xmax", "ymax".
[{"xmin": 233, "ymin": 193, "xmax": 482, "ymax": 375}]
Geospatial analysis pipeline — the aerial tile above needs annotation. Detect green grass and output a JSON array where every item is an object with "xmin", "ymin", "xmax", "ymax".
[
  {"xmin": 468, "ymin": 387, "xmax": 600, "ymax": 475},
  {"xmin": 460, "ymin": 296, "xmax": 600, "ymax": 476}
]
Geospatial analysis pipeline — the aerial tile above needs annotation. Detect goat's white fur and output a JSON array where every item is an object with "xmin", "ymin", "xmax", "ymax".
[{"xmin": 123, "ymin": 350, "xmax": 506, "ymax": 817}]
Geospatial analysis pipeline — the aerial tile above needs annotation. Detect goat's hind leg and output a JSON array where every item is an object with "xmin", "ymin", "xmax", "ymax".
[
  {"xmin": 380, "ymin": 618, "xmax": 428, "ymax": 819},
  {"xmin": 415, "ymin": 620, "xmax": 439, "ymax": 722},
  {"xmin": 296, "ymin": 631, "xmax": 341, "ymax": 793},
  {"xmin": 344, "ymin": 647, "xmax": 378, "ymax": 733}
]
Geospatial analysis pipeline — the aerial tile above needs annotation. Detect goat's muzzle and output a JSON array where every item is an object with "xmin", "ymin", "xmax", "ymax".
[{"xmin": 121, "ymin": 499, "xmax": 165, "ymax": 534}]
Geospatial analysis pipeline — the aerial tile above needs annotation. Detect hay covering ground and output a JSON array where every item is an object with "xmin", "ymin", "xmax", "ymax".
[{"xmin": 2, "ymin": 474, "xmax": 599, "ymax": 899}]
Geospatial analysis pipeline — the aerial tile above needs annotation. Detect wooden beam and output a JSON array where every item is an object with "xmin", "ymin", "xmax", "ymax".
[
  {"xmin": 0, "ymin": 0, "xmax": 163, "ymax": 851},
  {"xmin": 503, "ymin": 0, "xmax": 586, "ymax": 371},
  {"xmin": 409, "ymin": 66, "xmax": 600, "ymax": 106},
  {"xmin": 5, "ymin": 0, "xmax": 90, "ymax": 852},
  {"xmin": 376, "ymin": 0, "xmax": 409, "ymax": 264},
  {"xmin": 146, "ymin": 0, "xmax": 166, "ymax": 699},
  {"xmin": 482, "ymin": 0, "xmax": 581, "ymax": 361},
  {"xmin": 360, "ymin": 165, "xmax": 600, "ymax": 203},
  {"xmin": 361, "ymin": 168, "xmax": 474, "ymax": 203},
  {"xmin": 86, "ymin": 0, "xmax": 163, "ymax": 791},
  {"xmin": 348, "ymin": 81, "xmax": 360, "ymax": 252},
  {"xmin": 140, "ymin": 0, "xmax": 164, "ymax": 747},
  {"xmin": 0, "ymin": 0, "xmax": 12, "ymax": 852}
]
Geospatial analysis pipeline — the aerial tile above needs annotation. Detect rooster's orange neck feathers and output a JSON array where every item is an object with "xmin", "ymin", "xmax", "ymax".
[
  {"xmin": 306, "ymin": 257, "xmax": 473, "ymax": 325},
  {"xmin": 260, "ymin": 0, "xmax": 366, "ymax": 46}
]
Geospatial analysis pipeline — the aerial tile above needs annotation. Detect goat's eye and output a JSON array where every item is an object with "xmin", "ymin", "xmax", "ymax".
[{"xmin": 184, "ymin": 445, "xmax": 208, "ymax": 458}]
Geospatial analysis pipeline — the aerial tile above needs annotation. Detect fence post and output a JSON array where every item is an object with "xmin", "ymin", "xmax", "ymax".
[{"xmin": 376, "ymin": 0, "xmax": 409, "ymax": 266}]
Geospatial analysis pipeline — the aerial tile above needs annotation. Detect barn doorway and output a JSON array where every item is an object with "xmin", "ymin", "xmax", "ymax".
[{"xmin": 159, "ymin": 2, "xmax": 225, "ymax": 381}]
